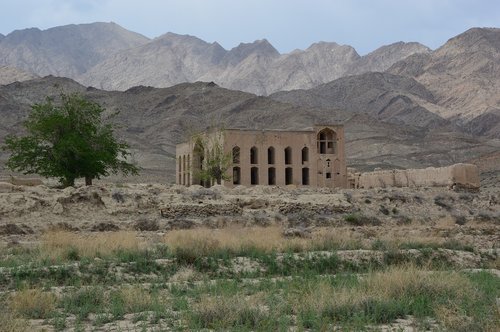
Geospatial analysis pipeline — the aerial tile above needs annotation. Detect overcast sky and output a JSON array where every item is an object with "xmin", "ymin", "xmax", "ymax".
[{"xmin": 1, "ymin": 0, "xmax": 499, "ymax": 54}]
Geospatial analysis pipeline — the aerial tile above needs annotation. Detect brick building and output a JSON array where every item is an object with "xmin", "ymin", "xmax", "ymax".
[{"xmin": 176, "ymin": 125, "xmax": 347, "ymax": 188}]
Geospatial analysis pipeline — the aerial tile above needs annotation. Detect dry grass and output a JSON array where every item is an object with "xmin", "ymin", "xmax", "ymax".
[
  {"xmin": 169, "ymin": 266, "xmax": 200, "ymax": 282},
  {"xmin": 0, "ymin": 312, "xmax": 28, "ymax": 332},
  {"xmin": 118, "ymin": 286, "xmax": 156, "ymax": 312},
  {"xmin": 163, "ymin": 226, "xmax": 365, "ymax": 255},
  {"xmin": 41, "ymin": 231, "xmax": 144, "ymax": 259},
  {"xmin": 289, "ymin": 265, "xmax": 477, "ymax": 326},
  {"xmin": 364, "ymin": 265, "xmax": 475, "ymax": 300},
  {"xmin": 163, "ymin": 225, "xmax": 472, "ymax": 255},
  {"xmin": 190, "ymin": 293, "xmax": 268, "ymax": 329},
  {"xmin": 9, "ymin": 289, "xmax": 56, "ymax": 319}
]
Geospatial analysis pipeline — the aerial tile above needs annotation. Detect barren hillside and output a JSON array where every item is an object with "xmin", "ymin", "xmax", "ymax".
[{"xmin": 388, "ymin": 28, "xmax": 500, "ymax": 137}]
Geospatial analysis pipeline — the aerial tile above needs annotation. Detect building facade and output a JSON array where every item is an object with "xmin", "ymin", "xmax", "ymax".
[{"xmin": 176, "ymin": 125, "xmax": 347, "ymax": 188}]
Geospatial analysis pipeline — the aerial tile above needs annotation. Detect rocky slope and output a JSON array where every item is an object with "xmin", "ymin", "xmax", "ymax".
[
  {"xmin": 0, "ymin": 66, "xmax": 38, "ymax": 85},
  {"xmin": 0, "ymin": 77, "xmax": 498, "ymax": 183},
  {"xmin": 0, "ymin": 22, "xmax": 150, "ymax": 78},
  {"xmin": 388, "ymin": 28, "xmax": 500, "ymax": 137},
  {"xmin": 271, "ymin": 72, "xmax": 449, "ymax": 129}
]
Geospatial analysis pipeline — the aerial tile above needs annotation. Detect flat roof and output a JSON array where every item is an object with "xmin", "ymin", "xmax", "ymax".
[{"xmin": 225, "ymin": 124, "xmax": 342, "ymax": 133}]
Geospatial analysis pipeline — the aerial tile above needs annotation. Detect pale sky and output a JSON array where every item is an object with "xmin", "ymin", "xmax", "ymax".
[{"xmin": 1, "ymin": 0, "xmax": 499, "ymax": 54}]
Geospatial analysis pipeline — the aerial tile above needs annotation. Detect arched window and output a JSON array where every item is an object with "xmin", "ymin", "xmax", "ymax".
[
  {"xmin": 285, "ymin": 167, "xmax": 293, "ymax": 185},
  {"xmin": 267, "ymin": 147, "xmax": 275, "ymax": 164},
  {"xmin": 182, "ymin": 155, "xmax": 186, "ymax": 171},
  {"xmin": 268, "ymin": 167, "xmax": 276, "ymax": 185},
  {"xmin": 302, "ymin": 168, "xmax": 310, "ymax": 185},
  {"xmin": 251, "ymin": 167, "xmax": 259, "ymax": 185},
  {"xmin": 178, "ymin": 156, "xmax": 182, "ymax": 172},
  {"xmin": 187, "ymin": 155, "xmax": 190, "ymax": 171},
  {"xmin": 233, "ymin": 167, "xmax": 241, "ymax": 185},
  {"xmin": 250, "ymin": 146, "xmax": 258, "ymax": 164},
  {"xmin": 232, "ymin": 146, "xmax": 240, "ymax": 164},
  {"xmin": 317, "ymin": 128, "xmax": 337, "ymax": 154},
  {"xmin": 301, "ymin": 147, "xmax": 309, "ymax": 164},
  {"xmin": 284, "ymin": 147, "xmax": 292, "ymax": 165}
]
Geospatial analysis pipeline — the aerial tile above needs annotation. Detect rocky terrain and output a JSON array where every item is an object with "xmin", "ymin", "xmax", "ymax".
[
  {"xmin": 0, "ymin": 182, "xmax": 498, "ymax": 330},
  {"xmin": 271, "ymin": 72, "xmax": 448, "ymax": 129},
  {"xmin": 388, "ymin": 28, "xmax": 500, "ymax": 137},
  {"xmin": 0, "ymin": 66, "xmax": 38, "ymax": 85},
  {"xmin": 271, "ymin": 28, "xmax": 500, "ymax": 140},
  {"xmin": 0, "ymin": 22, "xmax": 149, "ymax": 78},
  {"xmin": 1, "ymin": 77, "xmax": 499, "ymax": 184},
  {"xmin": 0, "ymin": 182, "xmax": 498, "ymax": 241}
]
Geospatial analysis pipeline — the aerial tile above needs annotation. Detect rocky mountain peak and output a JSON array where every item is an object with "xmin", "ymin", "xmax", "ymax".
[
  {"xmin": 0, "ymin": 22, "xmax": 150, "ymax": 77},
  {"xmin": 224, "ymin": 39, "xmax": 280, "ymax": 64},
  {"xmin": 347, "ymin": 42, "xmax": 430, "ymax": 75},
  {"xmin": 306, "ymin": 41, "xmax": 359, "ymax": 57},
  {"xmin": 436, "ymin": 27, "xmax": 500, "ymax": 56}
]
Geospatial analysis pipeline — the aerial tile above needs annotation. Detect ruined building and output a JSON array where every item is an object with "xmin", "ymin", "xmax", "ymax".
[{"xmin": 176, "ymin": 125, "xmax": 348, "ymax": 188}]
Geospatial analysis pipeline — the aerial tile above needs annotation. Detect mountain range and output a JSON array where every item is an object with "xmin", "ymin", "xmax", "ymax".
[
  {"xmin": 0, "ymin": 23, "xmax": 499, "ymax": 182},
  {"xmin": 0, "ymin": 22, "xmax": 430, "ymax": 96},
  {"xmin": 0, "ymin": 77, "xmax": 498, "ymax": 183}
]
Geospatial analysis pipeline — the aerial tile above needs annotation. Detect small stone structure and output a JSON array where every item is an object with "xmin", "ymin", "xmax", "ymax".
[
  {"xmin": 176, "ymin": 125, "xmax": 348, "ymax": 188},
  {"xmin": 349, "ymin": 163, "xmax": 480, "ymax": 190}
]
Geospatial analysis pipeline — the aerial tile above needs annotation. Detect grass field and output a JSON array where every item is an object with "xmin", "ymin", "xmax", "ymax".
[{"xmin": 0, "ymin": 226, "xmax": 498, "ymax": 331}]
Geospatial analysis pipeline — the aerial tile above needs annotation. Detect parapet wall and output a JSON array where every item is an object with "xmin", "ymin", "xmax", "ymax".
[{"xmin": 352, "ymin": 163, "xmax": 480, "ymax": 190}]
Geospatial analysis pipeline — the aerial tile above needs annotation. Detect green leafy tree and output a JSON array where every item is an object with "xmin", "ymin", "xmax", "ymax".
[
  {"xmin": 3, "ymin": 93, "xmax": 139, "ymax": 187},
  {"xmin": 193, "ymin": 129, "xmax": 232, "ymax": 185}
]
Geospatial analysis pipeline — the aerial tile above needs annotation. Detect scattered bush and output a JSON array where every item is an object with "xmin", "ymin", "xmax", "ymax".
[
  {"xmin": 111, "ymin": 191, "xmax": 125, "ymax": 203},
  {"xmin": 379, "ymin": 205, "xmax": 390, "ymax": 215},
  {"xmin": 344, "ymin": 213, "xmax": 381, "ymax": 226},
  {"xmin": 385, "ymin": 192, "xmax": 407, "ymax": 203},
  {"xmin": 453, "ymin": 214, "xmax": 467, "ymax": 226},
  {"xmin": 434, "ymin": 194, "xmax": 454, "ymax": 210},
  {"xmin": 133, "ymin": 219, "xmax": 159, "ymax": 231},
  {"xmin": 475, "ymin": 211, "xmax": 499, "ymax": 223},
  {"xmin": 394, "ymin": 215, "xmax": 412, "ymax": 225}
]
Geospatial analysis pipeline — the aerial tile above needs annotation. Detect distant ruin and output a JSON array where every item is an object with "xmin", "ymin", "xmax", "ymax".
[
  {"xmin": 349, "ymin": 163, "xmax": 480, "ymax": 190},
  {"xmin": 176, "ymin": 125, "xmax": 348, "ymax": 188}
]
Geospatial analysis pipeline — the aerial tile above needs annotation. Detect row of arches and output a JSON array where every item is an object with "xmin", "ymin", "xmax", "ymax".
[
  {"xmin": 233, "ymin": 167, "xmax": 310, "ymax": 186},
  {"xmin": 232, "ymin": 146, "xmax": 310, "ymax": 165}
]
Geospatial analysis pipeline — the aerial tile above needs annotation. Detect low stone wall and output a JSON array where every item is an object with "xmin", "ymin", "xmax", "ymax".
[
  {"xmin": 352, "ymin": 163, "xmax": 480, "ymax": 190},
  {"xmin": 3, "ymin": 175, "xmax": 43, "ymax": 186}
]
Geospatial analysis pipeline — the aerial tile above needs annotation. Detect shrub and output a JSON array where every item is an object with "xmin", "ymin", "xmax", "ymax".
[
  {"xmin": 453, "ymin": 214, "xmax": 467, "ymax": 226},
  {"xmin": 394, "ymin": 215, "xmax": 412, "ymax": 225},
  {"xmin": 434, "ymin": 194, "xmax": 454, "ymax": 210},
  {"xmin": 379, "ymin": 205, "xmax": 390, "ymax": 215},
  {"xmin": 344, "ymin": 214, "xmax": 381, "ymax": 226},
  {"xmin": 133, "ymin": 219, "xmax": 159, "ymax": 231}
]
